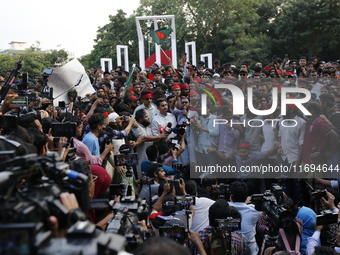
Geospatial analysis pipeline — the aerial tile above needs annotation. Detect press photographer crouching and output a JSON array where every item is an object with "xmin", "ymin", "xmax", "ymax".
[{"xmin": 190, "ymin": 199, "xmax": 250, "ymax": 255}]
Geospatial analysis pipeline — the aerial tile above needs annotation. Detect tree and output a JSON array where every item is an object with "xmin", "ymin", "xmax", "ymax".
[
  {"xmin": 136, "ymin": 0, "xmax": 271, "ymax": 66},
  {"xmin": 79, "ymin": 10, "xmax": 139, "ymax": 70},
  {"xmin": 272, "ymin": 0, "xmax": 340, "ymax": 59},
  {"xmin": 0, "ymin": 43, "xmax": 69, "ymax": 76},
  {"xmin": 45, "ymin": 48, "xmax": 69, "ymax": 66}
]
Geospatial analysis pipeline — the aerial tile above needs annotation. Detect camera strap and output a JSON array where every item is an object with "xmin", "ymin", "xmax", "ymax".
[{"xmin": 279, "ymin": 227, "xmax": 301, "ymax": 254}]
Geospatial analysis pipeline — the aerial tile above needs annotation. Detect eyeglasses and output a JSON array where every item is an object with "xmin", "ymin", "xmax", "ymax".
[
  {"xmin": 145, "ymin": 98, "xmax": 153, "ymax": 101},
  {"xmin": 182, "ymin": 101, "xmax": 189, "ymax": 104}
]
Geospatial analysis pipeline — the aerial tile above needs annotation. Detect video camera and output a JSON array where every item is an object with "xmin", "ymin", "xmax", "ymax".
[
  {"xmin": 211, "ymin": 183, "xmax": 230, "ymax": 201},
  {"xmin": 106, "ymin": 198, "xmax": 149, "ymax": 252},
  {"xmin": 251, "ymin": 184, "xmax": 294, "ymax": 230},
  {"xmin": 0, "ymin": 152, "xmax": 127, "ymax": 254},
  {"xmin": 74, "ymin": 96, "xmax": 90, "ymax": 110},
  {"xmin": 163, "ymin": 195, "xmax": 196, "ymax": 215},
  {"xmin": 216, "ymin": 217, "xmax": 241, "ymax": 232}
]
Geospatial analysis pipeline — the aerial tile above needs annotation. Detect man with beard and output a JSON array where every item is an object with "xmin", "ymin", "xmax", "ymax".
[
  {"xmin": 181, "ymin": 83, "xmax": 190, "ymax": 97},
  {"xmin": 188, "ymin": 90, "xmax": 199, "ymax": 112},
  {"xmin": 170, "ymin": 96, "xmax": 199, "ymax": 165},
  {"xmin": 132, "ymin": 109, "xmax": 169, "ymax": 178},
  {"xmin": 277, "ymin": 104, "xmax": 307, "ymax": 204}
]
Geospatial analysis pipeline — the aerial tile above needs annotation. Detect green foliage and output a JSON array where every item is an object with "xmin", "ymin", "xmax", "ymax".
[
  {"xmin": 0, "ymin": 46, "xmax": 69, "ymax": 76},
  {"xmin": 79, "ymin": 9, "xmax": 139, "ymax": 70},
  {"xmin": 45, "ymin": 48, "xmax": 69, "ymax": 65},
  {"xmin": 79, "ymin": 0, "xmax": 340, "ymax": 69},
  {"xmin": 272, "ymin": 0, "xmax": 340, "ymax": 59}
]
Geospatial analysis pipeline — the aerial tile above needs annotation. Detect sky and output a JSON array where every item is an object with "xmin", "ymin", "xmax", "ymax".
[{"xmin": 0, "ymin": 0, "xmax": 141, "ymax": 58}]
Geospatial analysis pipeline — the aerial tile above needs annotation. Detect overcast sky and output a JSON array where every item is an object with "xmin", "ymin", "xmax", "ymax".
[{"xmin": 1, "ymin": 0, "xmax": 141, "ymax": 58}]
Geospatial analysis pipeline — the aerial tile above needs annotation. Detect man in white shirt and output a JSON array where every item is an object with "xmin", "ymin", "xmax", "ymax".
[
  {"xmin": 278, "ymin": 104, "xmax": 306, "ymax": 204},
  {"xmin": 133, "ymin": 91, "xmax": 157, "ymax": 123},
  {"xmin": 132, "ymin": 109, "xmax": 168, "ymax": 178},
  {"xmin": 151, "ymin": 98, "xmax": 177, "ymax": 140},
  {"xmin": 185, "ymin": 180, "xmax": 215, "ymax": 232}
]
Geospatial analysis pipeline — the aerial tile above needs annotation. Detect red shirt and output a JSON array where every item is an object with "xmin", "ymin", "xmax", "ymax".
[{"xmin": 302, "ymin": 117, "xmax": 332, "ymax": 164}]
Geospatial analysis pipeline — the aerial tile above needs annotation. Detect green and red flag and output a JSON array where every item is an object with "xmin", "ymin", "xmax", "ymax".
[{"xmin": 149, "ymin": 27, "xmax": 173, "ymax": 45}]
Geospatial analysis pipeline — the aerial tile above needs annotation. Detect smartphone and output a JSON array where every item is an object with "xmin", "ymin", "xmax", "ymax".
[
  {"xmin": 58, "ymin": 101, "xmax": 66, "ymax": 108},
  {"xmin": 273, "ymin": 55, "xmax": 277, "ymax": 60},
  {"xmin": 12, "ymin": 96, "xmax": 28, "ymax": 107},
  {"xmin": 284, "ymin": 54, "xmax": 289, "ymax": 59},
  {"xmin": 316, "ymin": 213, "xmax": 338, "ymax": 226},
  {"xmin": 51, "ymin": 122, "xmax": 77, "ymax": 138},
  {"xmin": 53, "ymin": 137, "xmax": 60, "ymax": 150},
  {"xmin": 90, "ymin": 199, "xmax": 110, "ymax": 211}
]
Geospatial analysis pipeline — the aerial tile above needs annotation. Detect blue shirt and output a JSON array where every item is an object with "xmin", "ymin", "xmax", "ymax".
[
  {"xmin": 82, "ymin": 131, "xmax": 100, "ymax": 157},
  {"xmin": 229, "ymin": 202, "xmax": 261, "ymax": 255},
  {"xmin": 141, "ymin": 160, "xmax": 178, "ymax": 176}
]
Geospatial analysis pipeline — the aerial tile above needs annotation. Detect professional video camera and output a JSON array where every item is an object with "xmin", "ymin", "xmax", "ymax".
[
  {"xmin": 106, "ymin": 196, "xmax": 149, "ymax": 252},
  {"xmin": 162, "ymin": 195, "xmax": 196, "ymax": 215},
  {"xmin": 0, "ymin": 152, "xmax": 126, "ymax": 254},
  {"xmin": 216, "ymin": 217, "xmax": 241, "ymax": 232},
  {"xmin": 211, "ymin": 183, "xmax": 231, "ymax": 201},
  {"xmin": 74, "ymin": 96, "xmax": 90, "ymax": 111},
  {"xmin": 251, "ymin": 183, "xmax": 295, "ymax": 249}
]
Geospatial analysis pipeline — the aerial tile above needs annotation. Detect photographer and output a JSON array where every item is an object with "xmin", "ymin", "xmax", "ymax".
[
  {"xmin": 65, "ymin": 115, "xmax": 110, "ymax": 165},
  {"xmin": 141, "ymin": 144, "xmax": 178, "ymax": 177},
  {"xmin": 149, "ymin": 191, "xmax": 194, "ymax": 232},
  {"xmin": 185, "ymin": 180, "xmax": 215, "ymax": 233},
  {"xmin": 82, "ymin": 113, "xmax": 113, "ymax": 157},
  {"xmin": 229, "ymin": 181, "xmax": 262, "ymax": 255},
  {"xmin": 138, "ymin": 163, "xmax": 168, "ymax": 203},
  {"xmin": 190, "ymin": 199, "xmax": 249, "ymax": 255}
]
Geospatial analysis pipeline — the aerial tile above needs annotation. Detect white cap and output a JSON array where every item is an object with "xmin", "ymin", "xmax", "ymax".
[
  {"xmin": 153, "ymin": 62, "xmax": 161, "ymax": 68},
  {"xmin": 108, "ymin": 112, "xmax": 119, "ymax": 122}
]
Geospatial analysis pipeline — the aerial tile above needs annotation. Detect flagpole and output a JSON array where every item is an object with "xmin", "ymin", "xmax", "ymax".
[{"xmin": 159, "ymin": 46, "xmax": 170, "ymax": 60}]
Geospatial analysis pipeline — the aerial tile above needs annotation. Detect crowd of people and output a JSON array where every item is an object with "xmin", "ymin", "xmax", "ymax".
[{"xmin": 1, "ymin": 55, "xmax": 340, "ymax": 255}]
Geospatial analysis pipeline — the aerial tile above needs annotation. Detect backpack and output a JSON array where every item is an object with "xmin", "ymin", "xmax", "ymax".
[{"xmin": 204, "ymin": 230, "xmax": 237, "ymax": 255}]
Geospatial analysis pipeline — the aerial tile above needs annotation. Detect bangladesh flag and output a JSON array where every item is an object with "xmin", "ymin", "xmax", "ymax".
[{"xmin": 149, "ymin": 27, "xmax": 173, "ymax": 45}]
